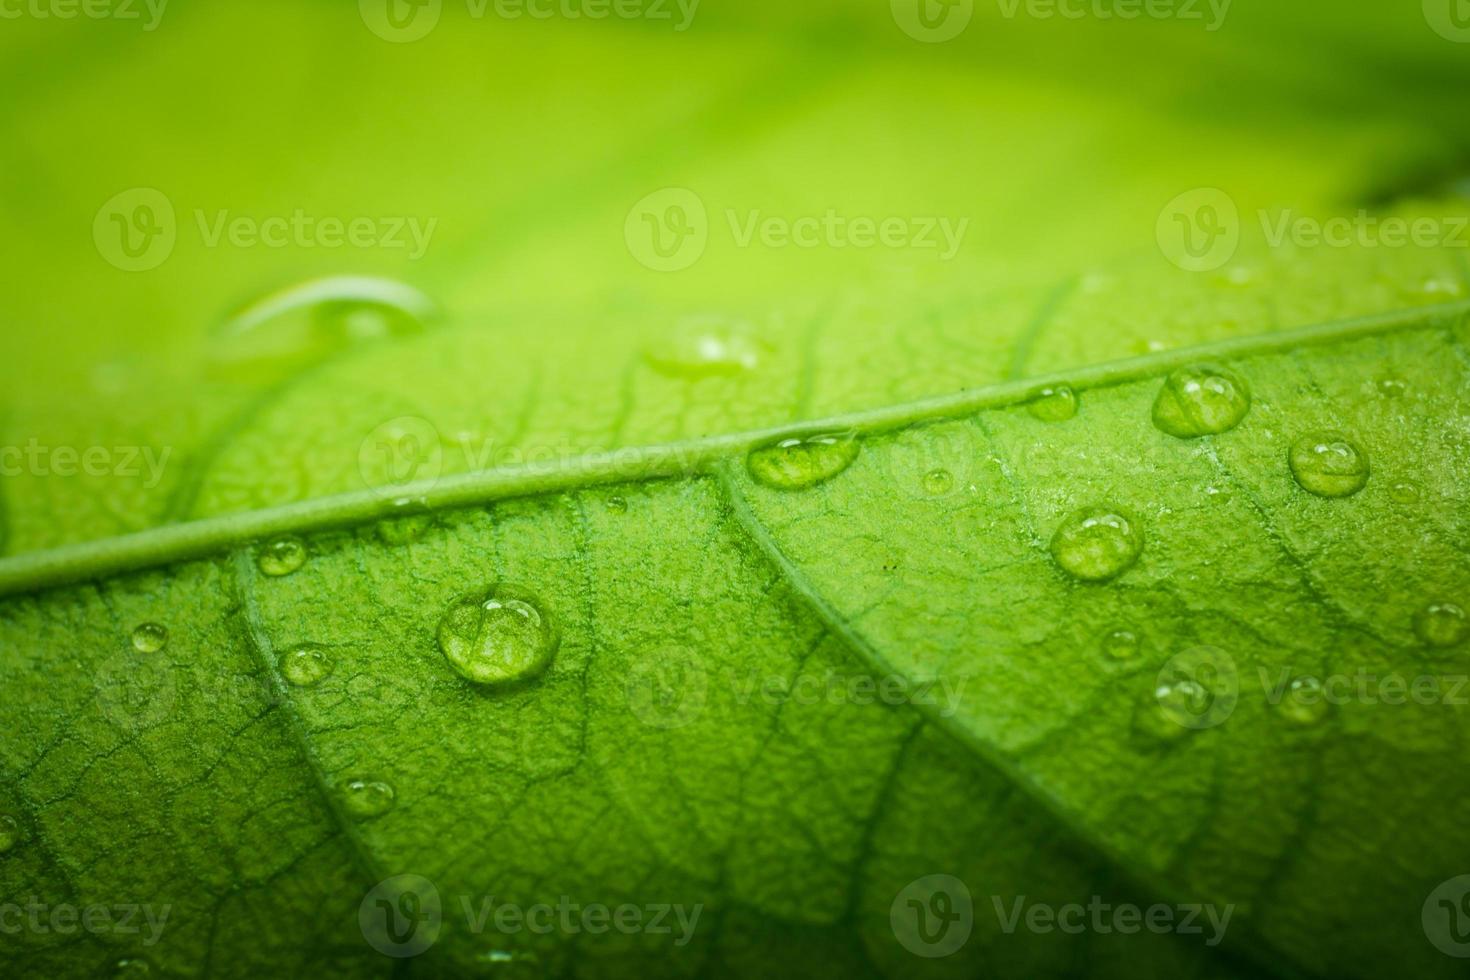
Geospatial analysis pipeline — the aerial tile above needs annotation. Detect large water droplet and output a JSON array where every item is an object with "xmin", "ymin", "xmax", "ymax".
[
  {"xmin": 1050, "ymin": 508, "xmax": 1143, "ymax": 582},
  {"xmin": 210, "ymin": 276, "xmax": 434, "ymax": 381},
  {"xmin": 1151, "ymin": 364, "xmax": 1251, "ymax": 438},
  {"xmin": 131, "ymin": 623, "xmax": 168, "ymax": 654},
  {"xmin": 644, "ymin": 317, "xmax": 763, "ymax": 378},
  {"xmin": 258, "ymin": 536, "xmax": 307, "ymax": 577},
  {"xmin": 281, "ymin": 646, "xmax": 334, "ymax": 687},
  {"xmin": 438, "ymin": 587, "xmax": 559, "ymax": 686},
  {"xmin": 340, "ymin": 778, "xmax": 396, "ymax": 819},
  {"xmin": 1415, "ymin": 602, "xmax": 1467, "ymax": 648},
  {"xmin": 1026, "ymin": 385, "xmax": 1078, "ymax": 422},
  {"xmin": 747, "ymin": 433, "xmax": 859, "ymax": 490},
  {"xmin": 0, "ymin": 815, "xmax": 21, "ymax": 854},
  {"xmin": 1289, "ymin": 434, "xmax": 1369, "ymax": 498},
  {"xmin": 1277, "ymin": 676, "xmax": 1330, "ymax": 727}
]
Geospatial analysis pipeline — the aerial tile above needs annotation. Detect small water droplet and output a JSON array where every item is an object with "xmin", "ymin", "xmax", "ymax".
[
  {"xmin": 281, "ymin": 646, "xmax": 334, "ymax": 687},
  {"xmin": 1026, "ymin": 385, "xmax": 1078, "ymax": 422},
  {"xmin": 922, "ymin": 468, "xmax": 955, "ymax": 496},
  {"xmin": 1389, "ymin": 481, "xmax": 1422, "ymax": 504},
  {"xmin": 747, "ymin": 432, "xmax": 860, "ymax": 490},
  {"xmin": 0, "ymin": 815, "xmax": 21, "ymax": 854},
  {"xmin": 340, "ymin": 778, "xmax": 396, "ymax": 819},
  {"xmin": 1134, "ymin": 682, "xmax": 1208, "ymax": 742},
  {"xmin": 1419, "ymin": 277, "xmax": 1464, "ymax": 298},
  {"xmin": 1050, "ymin": 508, "xmax": 1143, "ymax": 582},
  {"xmin": 1101, "ymin": 628, "xmax": 1140, "ymax": 660},
  {"xmin": 131, "ymin": 623, "xmax": 168, "ymax": 654},
  {"xmin": 377, "ymin": 513, "xmax": 433, "ymax": 545},
  {"xmin": 1415, "ymin": 602, "xmax": 1467, "ymax": 648},
  {"xmin": 111, "ymin": 958, "xmax": 152, "ymax": 979},
  {"xmin": 438, "ymin": 587, "xmax": 559, "ymax": 686},
  {"xmin": 1289, "ymin": 434, "xmax": 1369, "ymax": 498},
  {"xmin": 258, "ymin": 536, "xmax": 307, "ymax": 576},
  {"xmin": 1277, "ymin": 676, "xmax": 1330, "ymax": 727},
  {"xmin": 1151, "ymin": 364, "xmax": 1251, "ymax": 438},
  {"xmin": 605, "ymin": 496, "xmax": 628, "ymax": 514},
  {"xmin": 644, "ymin": 317, "xmax": 763, "ymax": 378},
  {"xmin": 1377, "ymin": 377, "xmax": 1408, "ymax": 399}
]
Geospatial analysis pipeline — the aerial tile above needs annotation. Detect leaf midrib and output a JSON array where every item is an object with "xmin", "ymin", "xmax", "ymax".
[{"xmin": 0, "ymin": 298, "xmax": 1464, "ymax": 599}]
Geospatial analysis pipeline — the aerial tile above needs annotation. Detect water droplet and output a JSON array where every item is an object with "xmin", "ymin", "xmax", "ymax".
[
  {"xmin": 1415, "ymin": 602, "xmax": 1467, "ymax": 648},
  {"xmin": 377, "ymin": 513, "xmax": 432, "ymax": 546},
  {"xmin": 1419, "ymin": 277, "xmax": 1464, "ymax": 298},
  {"xmin": 1377, "ymin": 377, "xmax": 1408, "ymax": 399},
  {"xmin": 1277, "ymin": 676, "xmax": 1330, "ymax": 727},
  {"xmin": 1133, "ymin": 682, "xmax": 1208, "ymax": 742},
  {"xmin": 340, "ymin": 778, "xmax": 396, "ymax": 819},
  {"xmin": 747, "ymin": 432, "xmax": 860, "ymax": 490},
  {"xmin": 438, "ymin": 587, "xmax": 559, "ymax": 686},
  {"xmin": 1026, "ymin": 385, "xmax": 1078, "ymax": 422},
  {"xmin": 1101, "ymin": 628, "xmax": 1140, "ymax": 660},
  {"xmin": 112, "ymin": 959, "xmax": 152, "ymax": 979},
  {"xmin": 1151, "ymin": 364, "xmax": 1251, "ymax": 438},
  {"xmin": 0, "ymin": 815, "xmax": 21, "ymax": 854},
  {"xmin": 281, "ymin": 646, "xmax": 334, "ymax": 687},
  {"xmin": 210, "ymin": 276, "xmax": 434, "ymax": 381},
  {"xmin": 922, "ymin": 469, "xmax": 954, "ymax": 496},
  {"xmin": 605, "ymin": 496, "xmax": 628, "ymax": 514},
  {"xmin": 644, "ymin": 317, "xmax": 762, "ymax": 378},
  {"xmin": 258, "ymin": 536, "xmax": 307, "ymax": 576},
  {"xmin": 1050, "ymin": 508, "xmax": 1143, "ymax": 582},
  {"xmin": 1389, "ymin": 481, "xmax": 1422, "ymax": 504},
  {"xmin": 131, "ymin": 623, "xmax": 168, "ymax": 654},
  {"xmin": 1289, "ymin": 434, "xmax": 1369, "ymax": 498}
]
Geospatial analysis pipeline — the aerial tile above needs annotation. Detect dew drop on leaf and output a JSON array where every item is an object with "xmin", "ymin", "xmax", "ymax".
[
  {"xmin": 605, "ymin": 496, "xmax": 628, "ymax": 514},
  {"xmin": 1289, "ymin": 433, "xmax": 1369, "ymax": 498},
  {"xmin": 1278, "ymin": 676, "xmax": 1330, "ymax": 727},
  {"xmin": 258, "ymin": 536, "xmax": 307, "ymax": 577},
  {"xmin": 747, "ymin": 433, "xmax": 860, "ymax": 490},
  {"xmin": 340, "ymin": 778, "xmax": 396, "ymax": 819},
  {"xmin": 922, "ymin": 469, "xmax": 954, "ymax": 496},
  {"xmin": 130, "ymin": 623, "xmax": 168, "ymax": 654},
  {"xmin": 0, "ymin": 814, "xmax": 21, "ymax": 854},
  {"xmin": 377, "ymin": 513, "xmax": 433, "ymax": 546},
  {"xmin": 437, "ymin": 588, "xmax": 559, "ymax": 686},
  {"xmin": 644, "ymin": 317, "xmax": 762, "ymax": 378},
  {"xmin": 1415, "ymin": 602, "xmax": 1467, "ymax": 648},
  {"xmin": 1026, "ymin": 385, "xmax": 1078, "ymax": 422},
  {"xmin": 1151, "ymin": 364, "xmax": 1251, "ymax": 438},
  {"xmin": 111, "ymin": 958, "xmax": 152, "ymax": 979},
  {"xmin": 1101, "ymin": 628, "xmax": 1140, "ymax": 660},
  {"xmin": 1049, "ymin": 508, "xmax": 1143, "ymax": 582},
  {"xmin": 1389, "ymin": 481, "xmax": 1422, "ymax": 504},
  {"xmin": 1376, "ymin": 377, "xmax": 1408, "ymax": 399},
  {"xmin": 1133, "ymin": 683, "xmax": 1206, "ymax": 743},
  {"xmin": 281, "ymin": 646, "xmax": 334, "ymax": 687}
]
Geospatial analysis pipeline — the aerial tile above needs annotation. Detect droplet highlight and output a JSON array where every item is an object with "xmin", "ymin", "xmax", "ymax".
[
  {"xmin": 747, "ymin": 433, "xmax": 860, "ymax": 490},
  {"xmin": 258, "ymin": 536, "xmax": 307, "ymax": 577},
  {"xmin": 438, "ymin": 587, "xmax": 559, "ymax": 686},
  {"xmin": 1289, "ymin": 434, "xmax": 1369, "ymax": 498},
  {"xmin": 644, "ymin": 317, "xmax": 763, "ymax": 378},
  {"xmin": 922, "ymin": 469, "xmax": 954, "ymax": 496},
  {"xmin": 1277, "ymin": 676, "xmax": 1330, "ymax": 727},
  {"xmin": 281, "ymin": 646, "xmax": 334, "ymax": 687},
  {"xmin": 340, "ymin": 778, "xmax": 396, "ymax": 819},
  {"xmin": 1151, "ymin": 364, "xmax": 1251, "ymax": 438},
  {"xmin": 1050, "ymin": 508, "xmax": 1143, "ymax": 582},
  {"xmin": 1101, "ymin": 628, "xmax": 1140, "ymax": 661},
  {"xmin": 131, "ymin": 623, "xmax": 168, "ymax": 654},
  {"xmin": 111, "ymin": 959, "xmax": 152, "ymax": 980},
  {"xmin": 1415, "ymin": 602, "xmax": 1467, "ymax": 648},
  {"xmin": 1026, "ymin": 385, "xmax": 1078, "ymax": 423}
]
